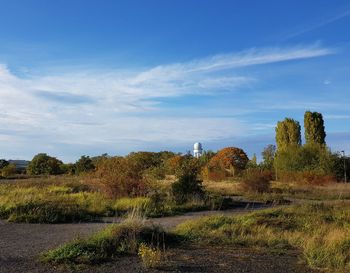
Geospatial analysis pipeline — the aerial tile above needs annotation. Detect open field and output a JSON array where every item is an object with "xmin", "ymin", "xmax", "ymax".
[
  {"xmin": 0, "ymin": 204, "xmax": 316, "ymax": 273},
  {"xmin": 36, "ymin": 201, "xmax": 350, "ymax": 272},
  {"xmin": 204, "ymin": 179, "xmax": 350, "ymax": 202},
  {"xmin": 2, "ymin": 176, "xmax": 350, "ymax": 272},
  {"xmin": 0, "ymin": 176, "xmax": 228, "ymax": 223}
]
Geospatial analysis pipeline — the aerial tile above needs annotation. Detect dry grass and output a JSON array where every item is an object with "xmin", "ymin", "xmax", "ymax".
[
  {"xmin": 203, "ymin": 180, "xmax": 240, "ymax": 196},
  {"xmin": 174, "ymin": 202, "xmax": 350, "ymax": 272},
  {"xmin": 203, "ymin": 179, "xmax": 350, "ymax": 202}
]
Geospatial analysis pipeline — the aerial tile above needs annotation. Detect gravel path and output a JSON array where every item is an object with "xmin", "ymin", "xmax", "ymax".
[{"xmin": 0, "ymin": 204, "xmax": 318, "ymax": 273}]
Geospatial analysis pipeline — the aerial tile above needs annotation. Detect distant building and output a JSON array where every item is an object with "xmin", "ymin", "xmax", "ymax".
[{"xmin": 193, "ymin": 142, "xmax": 203, "ymax": 158}]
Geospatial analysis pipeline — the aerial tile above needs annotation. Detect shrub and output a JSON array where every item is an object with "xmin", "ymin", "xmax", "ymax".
[
  {"xmin": 274, "ymin": 144, "xmax": 339, "ymax": 181},
  {"xmin": 171, "ymin": 157, "xmax": 204, "ymax": 204},
  {"xmin": 202, "ymin": 166, "xmax": 227, "ymax": 181},
  {"xmin": 89, "ymin": 157, "xmax": 147, "ymax": 198},
  {"xmin": 27, "ymin": 153, "xmax": 63, "ymax": 175},
  {"xmin": 42, "ymin": 221, "xmax": 172, "ymax": 265},
  {"xmin": 75, "ymin": 156, "xmax": 95, "ymax": 175},
  {"xmin": 1, "ymin": 163, "xmax": 17, "ymax": 177},
  {"xmin": 138, "ymin": 243, "xmax": 162, "ymax": 269},
  {"xmin": 240, "ymin": 170, "xmax": 272, "ymax": 193}
]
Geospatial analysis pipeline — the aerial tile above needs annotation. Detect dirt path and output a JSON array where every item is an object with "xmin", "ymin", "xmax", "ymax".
[{"xmin": 0, "ymin": 203, "xmax": 318, "ymax": 273}]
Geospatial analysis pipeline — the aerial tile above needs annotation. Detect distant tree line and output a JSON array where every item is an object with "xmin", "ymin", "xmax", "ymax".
[{"xmin": 1, "ymin": 111, "xmax": 348, "ymax": 193}]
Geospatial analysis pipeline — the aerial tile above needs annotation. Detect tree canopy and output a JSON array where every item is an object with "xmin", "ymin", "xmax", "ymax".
[
  {"xmin": 275, "ymin": 118, "xmax": 301, "ymax": 151},
  {"xmin": 304, "ymin": 111, "xmax": 326, "ymax": 146},
  {"xmin": 27, "ymin": 153, "xmax": 63, "ymax": 175},
  {"xmin": 208, "ymin": 147, "xmax": 249, "ymax": 176}
]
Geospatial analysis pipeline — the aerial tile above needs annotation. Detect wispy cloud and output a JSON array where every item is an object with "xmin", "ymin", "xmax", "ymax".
[
  {"xmin": 285, "ymin": 8, "xmax": 350, "ymax": 39},
  {"xmin": 0, "ymin": 44, "xmax": 334, "ymax": 160}
]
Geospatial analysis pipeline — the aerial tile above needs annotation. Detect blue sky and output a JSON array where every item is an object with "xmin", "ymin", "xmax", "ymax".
[{"xmin": 0, "ymin": 0, "xmax": 350, "ymax": 162}]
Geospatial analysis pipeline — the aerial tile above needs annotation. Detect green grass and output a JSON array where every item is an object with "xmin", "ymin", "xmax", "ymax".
[
  {"xmin": 0, "ymin": 177, "xmax": 114, "ymax": 223},
  {"xmin": 42, "ymin": 219, "xmax": 177, "ymax": 265},
  {"xmin": 174, "ymin": 202, "xmax": 350, "ymax": 272},
  {"xmin": 0, "ymin": 177, "xmax": 226, "ymax": 223},
  {"xmin": 114, "ymin": 197, "xmax": 152, "ymax": 214}
]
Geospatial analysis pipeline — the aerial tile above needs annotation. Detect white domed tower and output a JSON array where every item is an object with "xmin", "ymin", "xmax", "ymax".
[{"xmin": 193, "ymin": 142, "xmax": 203, "ymax": 158}]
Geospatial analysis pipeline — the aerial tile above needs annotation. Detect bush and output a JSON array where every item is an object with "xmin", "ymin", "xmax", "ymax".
[
  {"xmin": 138, "ymin": 243, "xmax": 162, "ymax": 268},
  {"xmin": 1, "ymin": 163, "xmax": 16, "ymax": 177},
  {"xmin": 202, "ymin": 166, "xmax": 227, "ymax": 181},
  {"xmin": 240, "ymin": 170, "xmax": 272, "ymax": 193},
  {"xmin": 89, "ymin": 157, "xmax": 147, "ymax": 198},
  {"xmin": 274, "ymin": 144, "xmax": 338, "ymax": 179},
  {"xmin": 171, "ymin": 157, "xmax": 204, "ymax": 204},
  {"xmin": 75, "ymin": 156, "xmax": 95, "ymax": 175},
  {"xmin": 27, "ymin": 153, "xmax": 63, "ymax": 175},
  {"xmin": 42, "ymin": 221, "xmax": 172, "ymax": 265}
]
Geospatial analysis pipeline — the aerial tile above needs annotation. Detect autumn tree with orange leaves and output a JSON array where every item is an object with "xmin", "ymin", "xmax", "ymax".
[{"xmin": 206, "ymin": 147, "xmax": 249, "ymax": 179}]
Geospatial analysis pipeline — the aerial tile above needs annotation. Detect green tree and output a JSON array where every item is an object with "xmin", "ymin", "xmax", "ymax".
[
  {"xmin": 247, "ymin": 154, "xmax": 258, "ymax": 169},
  {"xmin": 1, "ymin": 163, "xmax": 16, "ymax": 177},
  {"xmin": 27, "ymin": 153, "xmax": 63, "ymax": 175},
  {"xmin": 0, "ymin": 159, "xmax": 9, "ymax": 169},
  {"xmin": 275, "ymin": 118, "xmax": 301, "ymax": 151},
  {"xmin": 261, "ymin": 144, "xmax": 276, "ymax": 170},
  {"xmin": 61, "ymin": 163, "xmax": 76, "ymax": 175},
  {"xmin": 171, "ymin": 156, "xmax": 203, "ymax": 204},
  {"xmin": 304, "ymin": 111, "xmax": 326, "ymax": 146},
  {"xmin": 75, "ymin": 156, "xmax": 95, "ymax": 174}
]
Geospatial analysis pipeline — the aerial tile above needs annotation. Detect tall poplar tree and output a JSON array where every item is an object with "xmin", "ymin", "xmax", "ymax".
[
  {"xmin": 275, "ymin": 118, "xmax": 301, "ymax": 151},
  {"xmin": 304, "ymin": 111, "xmax": 326, "ymax": 146}
]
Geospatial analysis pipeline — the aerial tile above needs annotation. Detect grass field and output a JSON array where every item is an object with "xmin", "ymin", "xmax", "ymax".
[
  {"xmin": 0, "ymin": 176, "xmax": 221, "ymax": 223},
  {"xmin": 204, "ymin": 179, "xmax": 350, "ymax": 202},
  {"xmin": 0, "ymin": 176, "xmax": 114, "ymax": 223},
  {"xmin": 175, "ymin": 201, "xmax": 350, "ymax": 272},
  {"xmin": 43, "ymin": 201, "xmax": 350, "ymax": 272}
]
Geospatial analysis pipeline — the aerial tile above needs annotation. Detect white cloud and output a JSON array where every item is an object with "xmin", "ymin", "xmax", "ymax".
[{"xmin": 0, "ymin": 44, "xmax": 334, "ymax": 160}]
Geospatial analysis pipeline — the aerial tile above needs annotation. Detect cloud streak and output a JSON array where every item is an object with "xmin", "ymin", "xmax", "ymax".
[
  {"xmin": 0, "ymin": 44, "xmax": 334, "ymax": 160},
  {"xmin": 285, "ymin": 8, "xmax": 350, "ymax": 39}
]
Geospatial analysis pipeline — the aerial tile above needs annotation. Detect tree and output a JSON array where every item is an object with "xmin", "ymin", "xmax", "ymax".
[
  {"xmin": 171, "ymin": 156, "xmax": 203, "ymax": 204},
  {"xmin": 246, "ymin": 154, "xmax": 258, "ymax": 169},
  {"xmin": 275, "ymin": 118, "xmax": 301, "ymax": 151},
  {"xmin": 27, "ymin": 153, "xmax": 63, "ymax": 175},
  {"xmin": 0, "ymin": 159, "xmax": 9, "ymax": 169},
  {"xmin": 261, "ymin": 144, "xmax": 276, "ymax": 170},
  {"xmin": 75, "ymin": 156, "xmax": 95, "ymax": 174},
  {"xmin": 304, "ymin": 111, "xmax": 326, "ymax": 146},
  {"xmin": 90, "ymin": 156, "xmax": 147, "ymax": 198},
  {"xmin": 208, "ymin": 147, "xmax": 249, "ymax": 176},
  {"xmin": 126, "ymin": 152, "xmax": 162, "ymax": 176},
  {"xmin": 1, "ymin": 163, "xmax": 16, "ymax": 177}
]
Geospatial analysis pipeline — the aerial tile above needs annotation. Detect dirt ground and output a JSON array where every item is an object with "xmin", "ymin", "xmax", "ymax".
[{"xmin": 0, "ymin": 206, "xmax": 319, "ymax": 273}]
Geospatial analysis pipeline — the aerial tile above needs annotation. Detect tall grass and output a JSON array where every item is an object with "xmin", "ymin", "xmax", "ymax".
[
  {"xmin": 0, "ymin": 177, "xmax": 226, "ymax": 223},
  {"xmin": 42, "ymin": 211, "xmax": 176, "ymax": 265},
  {"xmin": 0, "ymin": 177, "xmax": 114, "ymax": 223},
  {"xmin": 174, "ymin": 202, "xmax": 350, "ymax": 272}
]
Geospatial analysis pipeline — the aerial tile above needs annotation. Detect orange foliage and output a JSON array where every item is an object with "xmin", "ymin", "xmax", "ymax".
[
  {"xmin": 165, "ymin": 155, "xmax": 183, "ymax": 175},
  {"xmin": 208, "ymin": 147, "xmax": 249, "ymax": 177},
  {"xmin": 88, "ymin": 157, "xmax": 147, "ymax": 198}
]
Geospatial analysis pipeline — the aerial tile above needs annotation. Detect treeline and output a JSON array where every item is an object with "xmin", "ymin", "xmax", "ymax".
[
  {"xmin": 272, "ymin": 111, "xmax": 348, "ymax": 183},
  {"xmin": 0, "ymin": 111, "xmax": 348, "ymax": 187}
]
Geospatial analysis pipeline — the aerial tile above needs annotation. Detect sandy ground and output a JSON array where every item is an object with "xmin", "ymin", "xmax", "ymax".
[{"xmin": 0, "ymin": 205, "xmax": 319, "ymax": 273}]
